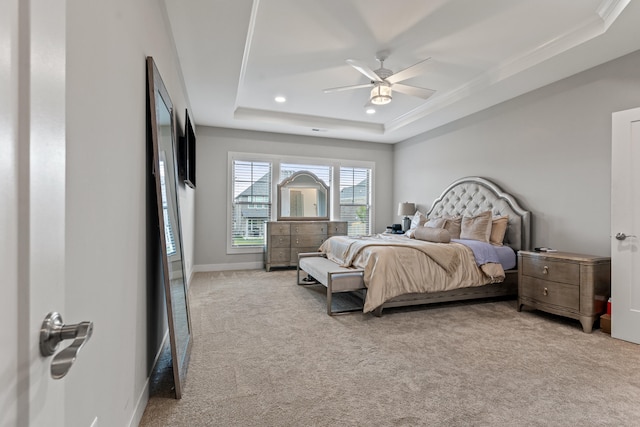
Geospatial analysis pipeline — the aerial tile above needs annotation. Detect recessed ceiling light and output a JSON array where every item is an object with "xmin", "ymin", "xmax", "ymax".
[
  {"xmin": 275, "ymin": 96, "xmax": 286, "ymax": 103},
  {"xmin": 366, "ymin": 107, "xmax": 376, "ymax": 114}
]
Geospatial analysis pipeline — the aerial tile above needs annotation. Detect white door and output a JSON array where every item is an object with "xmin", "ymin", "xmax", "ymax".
[
  {"xmin": 611, "ymin": 107, "xmax": 640, "ymax": 344},
  {"xmin": 1, "ymin": 0, "xmax": 69, "ymax": 425}
]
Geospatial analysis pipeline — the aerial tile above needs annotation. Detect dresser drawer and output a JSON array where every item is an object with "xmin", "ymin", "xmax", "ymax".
[
  {"xmin": 269, "ymin": 248, "xmax": 290, "ymax": 263},
  {"xmin": 521, "ymin": 257, "xmax": 579, "ymax": 285},
  {"xmin": 268, "ymin": 223, "xmax": 291, "ymax": 235},
  {"xmin": 290, "ymin": 222, "xmax": 326, "ymax": 235},
  {"xmin": 291, "ymin": 234, "xmax": 325, "ymax": 248},
  {"xmin": 520, "ymin": 276, "xmax": 579, "ymax": 311},
  {"xmin": 327, "ymin": 222, "xmax": 347, "ymax": 236},
  {"xmin": 290, "ymin": 247, "xmax": 321, "ymax": 263},
  {"xmin": 270, "ymin": 235, "xmax": 290, "ymax": 248}
]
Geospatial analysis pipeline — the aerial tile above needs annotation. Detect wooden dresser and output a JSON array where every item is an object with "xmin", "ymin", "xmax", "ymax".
[
  {"xmin": 517, "ymin": 250, "xmax": 611, "ymax": 333},
  {"xmin": 264, "ymin": 221, "xmax": 348, "ymax": 271}
]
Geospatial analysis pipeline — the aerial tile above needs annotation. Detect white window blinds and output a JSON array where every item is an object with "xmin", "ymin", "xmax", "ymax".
[
  {"xmin": 231, "ymin": 160, "xmax": 272, "ymax": 248},
  {"xmin": 339, "ymin": 167, "xmax": 371, "ymax": 236}
]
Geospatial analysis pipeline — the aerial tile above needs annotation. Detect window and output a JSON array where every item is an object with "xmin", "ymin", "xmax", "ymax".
[
  {"xmin": 228, "ymin": 152, "xmax": 375, "ymax": 253},
  {"xmin": 340, "ymin": 167, "xmax": 372, "ymax": 236},
  {"xmin": 231, "ymin": 160, "xmax": 272, "ymax": 248}
]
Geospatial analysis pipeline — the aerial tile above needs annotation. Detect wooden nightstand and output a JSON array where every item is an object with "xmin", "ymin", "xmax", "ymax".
[{"xmin": 517, "ymin": 251, "xmax": 611, "ymax": 333}]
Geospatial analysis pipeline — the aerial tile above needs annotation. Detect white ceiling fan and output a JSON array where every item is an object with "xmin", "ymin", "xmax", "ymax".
[{"xmin": 323, "ymin": 51, "xmax": 436, "ymax": 107}]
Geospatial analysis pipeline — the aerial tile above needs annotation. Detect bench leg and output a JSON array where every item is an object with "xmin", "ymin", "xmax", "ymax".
[{"xmin": 326, "ymin": 273, "xmax": 365, "ymax": 316}]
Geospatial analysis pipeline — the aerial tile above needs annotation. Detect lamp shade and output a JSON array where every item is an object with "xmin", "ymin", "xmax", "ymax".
[{"xmin": 398, "ymin": 202, "xmax": 416, "ymax": 216}]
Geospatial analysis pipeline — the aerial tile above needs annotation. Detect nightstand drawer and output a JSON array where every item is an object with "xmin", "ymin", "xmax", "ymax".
[
  {"xmin": 520, "ymin": 276, "xmax": 579, "ymax": 311},
  {"xmin": 521, "ymin": 257, "xmax": 579, "ymax": 285}
]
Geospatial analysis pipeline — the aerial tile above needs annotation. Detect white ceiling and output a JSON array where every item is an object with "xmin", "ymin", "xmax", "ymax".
[{"xmin": 164, "ymin": 0, "xmax": 640, "ymax": 144}]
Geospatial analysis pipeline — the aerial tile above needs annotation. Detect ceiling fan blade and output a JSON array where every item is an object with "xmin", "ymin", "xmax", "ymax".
[
  {"xmin": 386, "ymin": 57, "xmax": 432, "ymax": 84},
  {"xmin": 323, "ymin": 83, "xmax": 374, "ymax": 93},
  {"xmin": 391, "ymin": 83, "xmax": 436, "ymax": 100},
  {"xmin": 346, "ymin": 59, "xmax": 383, "ymax": 83}
]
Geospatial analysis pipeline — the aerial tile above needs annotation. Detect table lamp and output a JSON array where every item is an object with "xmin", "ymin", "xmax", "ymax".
[{"xmin": 398, "ymin": 202, "xmax": 416, "ymax": 232}]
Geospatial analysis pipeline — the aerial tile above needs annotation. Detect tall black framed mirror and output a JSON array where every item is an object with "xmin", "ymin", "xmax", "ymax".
[{"xmin": 146, "ymin": 56, "xmax": 192, "ymax": 399}]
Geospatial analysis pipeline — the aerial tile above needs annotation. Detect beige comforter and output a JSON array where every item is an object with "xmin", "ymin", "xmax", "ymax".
[{"xmin": 319, "ymin": 234, "xmax": 505, "ymax": 313}]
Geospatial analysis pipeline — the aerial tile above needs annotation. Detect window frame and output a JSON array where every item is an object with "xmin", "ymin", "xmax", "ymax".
[
  {"xmin": 339, "ymin": 166, "xmax": 373, "ymax": 237},
  {"xmin": 227, "ymin": 152, "xmax": 375, "ymax": 254}
]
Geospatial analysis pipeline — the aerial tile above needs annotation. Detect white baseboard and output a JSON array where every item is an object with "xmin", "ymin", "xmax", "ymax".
[
  {"xmin": 128, "ymin": 331, "xmax": 169, "ymax": 427},
  {"xmin": 193, "ymin": 261, "xmax": 264, "ymax": 272}
]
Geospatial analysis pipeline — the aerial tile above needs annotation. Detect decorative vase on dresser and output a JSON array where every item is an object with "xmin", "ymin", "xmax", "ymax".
[
  {"xmin": 264, "ymin": 221, "xmax": 347, "ymax": 271},
  {"xmin": 517, "ymin": 250, "xmax": 611, "ymax": 333}
]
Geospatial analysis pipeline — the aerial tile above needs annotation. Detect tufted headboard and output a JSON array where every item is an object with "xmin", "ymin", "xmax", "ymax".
[{"xmin": 426, "ymin": 177, "xmax": 531, "ymax": 251}]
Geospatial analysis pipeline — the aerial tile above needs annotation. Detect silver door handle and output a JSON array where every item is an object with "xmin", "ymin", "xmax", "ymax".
[
  {"xmin": 615, "ymin": 232, "xmax": 636, "ymax": 240},
  {"xmin": 40, "ymin": 312, "xmax": 93, "ymax": 379}
]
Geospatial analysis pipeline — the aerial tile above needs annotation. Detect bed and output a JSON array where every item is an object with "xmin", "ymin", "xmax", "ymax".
[{"xmin": 310, "ymin": 176, "xmax": 531, "ymax": 316}]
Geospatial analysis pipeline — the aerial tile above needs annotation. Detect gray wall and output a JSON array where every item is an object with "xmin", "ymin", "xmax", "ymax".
[
  {"xmin": 394, "ymin": 49, "xmax": 640, "ymax": 257},
  {"xmin": 194, "ymin": 127, "xmax": 394, "ymax": 270},
  {"xmin": 65, "ymin": 0, "xmax": 193, "ymax": 425}
]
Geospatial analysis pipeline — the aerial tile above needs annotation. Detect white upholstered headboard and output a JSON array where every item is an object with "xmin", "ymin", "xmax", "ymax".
[{"xmin": 426, "ymin": 177, "xmax": 531, "ymax": 251}]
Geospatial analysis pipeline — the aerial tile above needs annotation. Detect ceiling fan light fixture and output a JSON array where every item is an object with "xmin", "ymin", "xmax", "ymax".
[{"xmin": 370, "ymin": 84, "xmax": 392, "ymax": 105}]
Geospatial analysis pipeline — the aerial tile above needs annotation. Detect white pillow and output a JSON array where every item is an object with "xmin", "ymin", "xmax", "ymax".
[{"xmin": 410, "ymin": 210, "xmax": 427, "ymax": 229}]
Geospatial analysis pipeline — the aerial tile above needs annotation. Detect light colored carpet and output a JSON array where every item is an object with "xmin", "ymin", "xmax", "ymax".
[{"xmin": 140, "ymin": 269, "xmax": 640, "ymax": 426}]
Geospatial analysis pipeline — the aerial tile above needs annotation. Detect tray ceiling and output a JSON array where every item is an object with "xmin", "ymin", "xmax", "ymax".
[{"xmin": 164, "ymin": 0, "xmax": 639, "ymax": 143}]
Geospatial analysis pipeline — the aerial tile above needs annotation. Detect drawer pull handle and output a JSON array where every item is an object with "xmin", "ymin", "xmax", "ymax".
[
  {"xmin": 543, "ymin": 287, "xmax": 548, "ymax": 296},
  {"xmin": 543, "ymin": 266, "xmax": 549, "ymax": 275}
]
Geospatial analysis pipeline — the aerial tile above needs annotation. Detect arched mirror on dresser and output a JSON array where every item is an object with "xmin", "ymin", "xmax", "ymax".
[
  {"xmin": 146, "ymin": 56, "xmax": 192, "ymax": 399},
  {"xmin": 277, "ymin": 171, "xmax": 329, "ymax": 221}
]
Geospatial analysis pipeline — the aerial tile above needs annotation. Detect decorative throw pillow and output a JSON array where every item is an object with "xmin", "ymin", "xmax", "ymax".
[
  {"xmin": 425, "ymin": 217, "xmax": 447, "ymax": 229},
  {"xmin": 460, "ymin": 211, "xmax": 492, "ymax": 242},
  {"xmin": 410, "ymin": 210, "xmax": 427, "ymax": 229},
  {"xmin": 413, "ymin": 226, "xmax": 451, "ymax": 243},
  {"xmin": 443, "ymin": 216, "xmax": 462, "ymax": 239},
  {"xmin": 490, "ymin": 215, "xmax": 509, "ymax": 246}
]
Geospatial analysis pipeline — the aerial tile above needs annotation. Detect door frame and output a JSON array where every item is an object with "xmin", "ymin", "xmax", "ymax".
[{"xmin": 611, "ymin": 106, "xmax": 640, "ymax": 344}]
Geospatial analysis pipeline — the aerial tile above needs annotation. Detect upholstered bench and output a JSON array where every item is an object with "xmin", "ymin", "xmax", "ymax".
[{"xmin": 297, "ymin": 253, "xmax": 365, "ymax": 315}]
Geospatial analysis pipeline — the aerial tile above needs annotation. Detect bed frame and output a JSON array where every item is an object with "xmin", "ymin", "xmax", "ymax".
[{"xmin": 372, "ymin": 176, "xmax": 531, "ymax": 316}]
